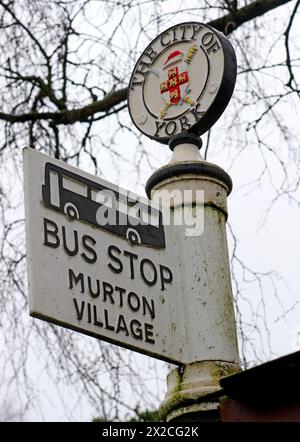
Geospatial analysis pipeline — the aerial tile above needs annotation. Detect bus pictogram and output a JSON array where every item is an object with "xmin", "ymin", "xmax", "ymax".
[{"xmin": 42, "ymin": 162, "xmax": 165, "ymax": 249}]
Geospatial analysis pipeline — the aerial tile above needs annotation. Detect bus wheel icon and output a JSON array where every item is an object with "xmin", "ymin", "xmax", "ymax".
[
  {"xmin": 64, "ymin": 202, "xmax": 79, "ymax": 221},
  {"xmin": 126, "ymin": 228, "xmax": 141, "ymax": 246}
]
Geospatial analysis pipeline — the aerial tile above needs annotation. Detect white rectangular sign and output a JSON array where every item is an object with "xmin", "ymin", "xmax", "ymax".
[{"xmin": 23, "ymin": 147, "xmax": 187, "ymax": 364}]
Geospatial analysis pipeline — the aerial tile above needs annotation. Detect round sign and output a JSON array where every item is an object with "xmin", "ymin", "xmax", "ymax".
[{"xmin": 128, "ymin": 22, "xmax": 237, "ymax": 144}]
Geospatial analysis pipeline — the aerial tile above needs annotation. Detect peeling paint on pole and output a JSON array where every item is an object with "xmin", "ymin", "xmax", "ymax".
[
  {"xmin": 147, "ymin": 149, "xmax": 239, "ymax": 364},
  {"xmin": 145, "ymin": 138, "xmax": 241, "ymax": 421}
]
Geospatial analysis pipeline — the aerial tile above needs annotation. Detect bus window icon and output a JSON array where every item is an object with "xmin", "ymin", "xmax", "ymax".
[{"xmin": 42, "ymin": 162, "xmax": 166, "ymax": 249}]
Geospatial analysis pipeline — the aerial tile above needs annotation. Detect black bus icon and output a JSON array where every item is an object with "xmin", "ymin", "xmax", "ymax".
[{"xmin": 42, "ymin": 162, "xmax": 165, "ymax": 249}]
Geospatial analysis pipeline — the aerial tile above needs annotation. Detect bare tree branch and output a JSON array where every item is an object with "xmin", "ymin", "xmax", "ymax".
[
  {"xmin": 0, "ymin": 0, "xmax": 293, "ymax": 126},
  {"xmin": 210, "ymin": 0, "xmax": 293, "ymax": 34},
  {"xmin": 0, "ymin": 88, "xmax": 127, "ymax": 124},
  {"xmin": 283, "ymin": 0, "xmax": 300, "ymax": 92}
]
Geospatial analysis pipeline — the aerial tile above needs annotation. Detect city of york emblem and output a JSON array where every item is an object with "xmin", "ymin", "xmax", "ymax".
[{"xmin": 128, "ymin": 22, "xmax": 237, "ymax": 144}]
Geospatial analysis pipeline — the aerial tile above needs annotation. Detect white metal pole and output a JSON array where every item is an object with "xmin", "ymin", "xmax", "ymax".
[{"xmin": 146, "ymin": 132, "xmax": 240, "ymax": 422}]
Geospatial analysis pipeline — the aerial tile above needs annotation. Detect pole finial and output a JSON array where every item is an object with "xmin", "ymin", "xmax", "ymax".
[{"xmin": 169, "ymin": 131, "xmax": 202, "ymax": 151}]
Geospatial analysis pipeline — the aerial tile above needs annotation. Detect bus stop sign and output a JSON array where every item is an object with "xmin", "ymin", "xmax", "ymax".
[{"xmin": 23, "ymin": 147, "xmax": 188, "ymax": 364}]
